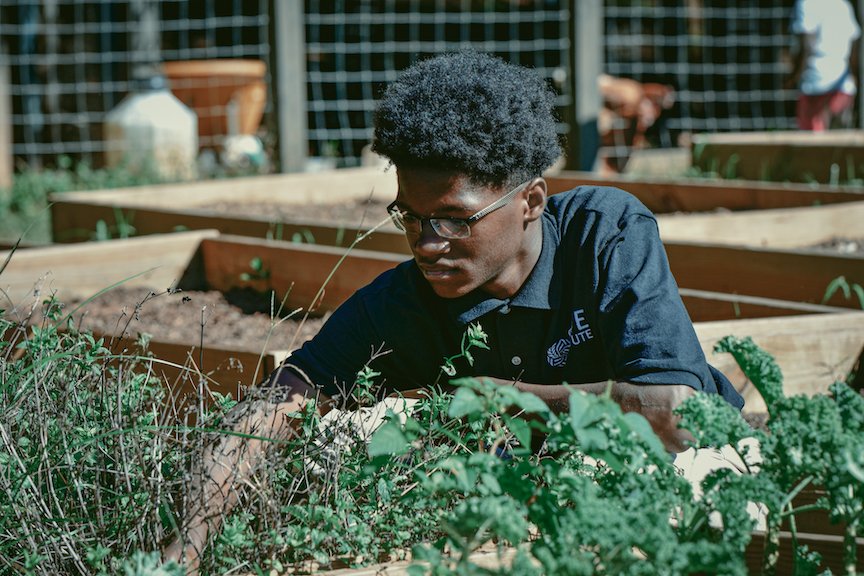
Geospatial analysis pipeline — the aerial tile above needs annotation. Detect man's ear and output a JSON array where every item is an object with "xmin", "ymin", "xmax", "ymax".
[{"xmin": 523, "ymin": 177, "xmax": 547, "ymax": 222}]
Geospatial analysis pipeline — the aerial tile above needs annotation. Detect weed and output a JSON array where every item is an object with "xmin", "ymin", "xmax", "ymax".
[
  {"xmin": 822, "ymin": 276, "xmax": 864, "ymax": 309},
  {"xmin": 438, "ymin": 322, "xmax": 490, "ymax": 380},
  {"xmin": 239, "ymin": 257, "xmax": 271, "ymax": 283},
  {"xmin": 1, "ymin": 299, "xmax": 862, "ymax": 573},
  {"xmin": 1, "ymin": 157, "xmax": 165, "ymax": 244},
  {"xmin": 1, "ymin": 238, "xmax": 861, "ymax": 574},
  {"xmin": 91, "ymin": 208, "xmax": 137, "ymax": 241},
  {"xmin": 291, "ymin": 229, "xmax": 316, "ymax": 244}
]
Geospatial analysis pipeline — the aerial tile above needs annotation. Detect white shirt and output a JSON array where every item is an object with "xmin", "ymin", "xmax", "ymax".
[{"xmin": 792, "ymin": 0, "xmax": 861, "ymax": 95}]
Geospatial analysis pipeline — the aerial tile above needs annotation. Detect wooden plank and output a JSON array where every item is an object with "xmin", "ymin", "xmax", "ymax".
[
  {"xmin": 692, "ymin": 129, "xmax": 864, "ymax": 183},
  {"xmin": 665, "ymin": 242, "xmax": 864, "ymax": 308},
  {"xmin": 199, "ymin": 236, "xmax": 407, "ymax": 315},
  {"xmin": 745, "ymin": 531, "xmax": 864, "ymax": 574},
  {"xmin": 104, "ymin": 335, "xmax": 278, "ymax": 400},
  {"xmin": 0, "ymin": 230, "xmax": 219, "ymax": 307},
  {"xmin": 198, "ymin": 237, "xmax": 850, "ymax": 321},
  {"xmin": 546, "ymin": 171, "xmax": 864, "ymax": 212},
  {"xmin": 50, "ymin": 166, "xmax": 398, "ymax": 209},
  {"xmin": 680, "ymin": 288, "xmax": 849, "ymax": 322},
  {"xmin": 50, "ymin": 168, "xmax": 864, "ymax": 247},
  {"xmin": 314, "ymin": 532, "xmax": 859, "ymax": 575},
  {"xmin": 695, "ymin": 312, "xmax": 864, "ymax": 413},
  {"xmin": 658, "ymin": 201, "xmax": 864, "ymax": 248},
  {"xmin": 50, "ymin": 200, "xmax": 410, "ymax": 253}
]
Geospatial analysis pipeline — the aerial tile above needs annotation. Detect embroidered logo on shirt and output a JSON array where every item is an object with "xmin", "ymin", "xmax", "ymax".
[{"xmin": 546, "ymin": 309, "xmax": 594, "ymax": 367}]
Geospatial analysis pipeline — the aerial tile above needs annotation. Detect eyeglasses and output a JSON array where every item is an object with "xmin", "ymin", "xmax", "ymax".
[{"xmin": 387, "ymin": 179, "xmax": 531, "ymax": 239}]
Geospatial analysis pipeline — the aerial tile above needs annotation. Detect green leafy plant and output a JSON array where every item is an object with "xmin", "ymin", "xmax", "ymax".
[
  {"xmin": 2, "ymin": 280, "xmax": 861, "ymax": 575},
  {"xmin": 91, "ymin": 207, "xmax": 137, "ymax": 241},
  {"xmin": 822, "ymin": 275, "xmax": 864, "ymax": 310},
  {"xmin": 239, "ymin": 256, "xmax": 271, "ymax": 282},
  {"xmin": 439, "ymin": 322, "xmax": 490, "ymax": 380},
  {"xmin": 0, "ymin": 295, "xmax": 214, "ymax": 574},
  {"xmin": 677, "ymin": 335, "xmax": 864, "ymax": 575},
  {"xmin": 291, "ymin": 228, "xmax": 316, "ymax": 244},
  {"xmin": 1, "ymin": 156, "xmax": 167, "ymax": 245}
]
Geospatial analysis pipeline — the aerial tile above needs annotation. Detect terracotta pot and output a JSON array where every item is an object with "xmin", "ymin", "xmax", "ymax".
[{"xmin": 162, "ymin": 59, "xmax": 267, "ymax": 144}]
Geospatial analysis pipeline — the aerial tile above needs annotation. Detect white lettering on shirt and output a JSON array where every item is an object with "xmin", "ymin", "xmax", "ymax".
[{"xmin": 546, "ymin": 308, "xmax": 595, "ymax": 368}]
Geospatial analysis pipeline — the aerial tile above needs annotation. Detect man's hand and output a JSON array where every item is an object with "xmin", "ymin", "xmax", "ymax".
[
  {"xmin": 162, "ymin": 535, "xmax": 204, "ymax": 575},
  {"xmin": 162, "ymin": 367, "xmax": 331, "ymax": 571}
]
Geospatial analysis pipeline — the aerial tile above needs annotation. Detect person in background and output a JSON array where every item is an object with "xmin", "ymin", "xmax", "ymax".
[
  {"xmin": 164, "ymin": 51, "xmax": 743, "ymax": 572},
  {"xmin": 789, "ymin": 0, "xmax": 861, "ymax": 131}
]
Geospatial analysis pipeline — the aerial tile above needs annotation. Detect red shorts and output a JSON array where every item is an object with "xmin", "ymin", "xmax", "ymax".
[{"xmin": 796, "ymin": 91, "xmax": 855, "ymax": 131}]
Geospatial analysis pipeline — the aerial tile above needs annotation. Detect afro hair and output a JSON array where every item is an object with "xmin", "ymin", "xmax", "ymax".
[{"xmin": 371, "ymin": 51, "xmax": 562, "ymax": 188}]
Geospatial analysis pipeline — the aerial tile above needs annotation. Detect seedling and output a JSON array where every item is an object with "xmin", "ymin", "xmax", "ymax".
[
  {"xmin": 239, "ymin": 256, "xmax": 271, "ymax": 282},
  {"xmin": 822, "ymin": 275, "xmax": 864, "ymax": 310}
]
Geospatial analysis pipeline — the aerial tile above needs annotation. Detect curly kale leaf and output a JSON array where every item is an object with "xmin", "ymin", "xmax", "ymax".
[
  {"xmin": 828, "ymin": 380, "xmax": 864, "ymax": 435},
  {"xmin": 714, "ymin": 336, "xmax": 784, "ymax": 415},
  {"xmin": 675, "ymin": 392, "xmax": 762, "ymax": 452}
]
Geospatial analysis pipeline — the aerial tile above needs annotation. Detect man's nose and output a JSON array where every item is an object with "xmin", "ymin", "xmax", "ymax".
[{"xmin": 413, "ymin": 220, "xmax": 450, "ymax": 257}]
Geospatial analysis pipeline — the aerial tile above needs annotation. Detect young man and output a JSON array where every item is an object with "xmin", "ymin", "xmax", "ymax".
[
  {"xmin": 165, "ymin": 51, "xmax": 743, "ymax": 569},
  {"xmin": 789, "ymin": 0, "xmax": 861, "ymax": 131}
]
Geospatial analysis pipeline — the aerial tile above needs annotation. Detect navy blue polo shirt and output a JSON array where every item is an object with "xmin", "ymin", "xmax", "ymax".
[{"xmin": 283, "ymin": 186, "xmax": 744, "ymax": 409}]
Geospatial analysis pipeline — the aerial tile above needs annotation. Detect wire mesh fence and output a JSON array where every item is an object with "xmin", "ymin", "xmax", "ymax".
[
  {"xmin": 601, "ymin": 0, "xmax": 803, "ymax": 172},
  {"xmin": 304, "ymin": 0, "xmax": 826, "ymax": 172},
  {"xmin": 302, "ymin": 0, "xmax": 574, "ymax": 169},
  {"xmin": 0, "ymin": 0, "xmax": 272, "ymax": 170},
  {"xmin": 0, "ymin": 1, "xmax": 857, "ymax": 175}
]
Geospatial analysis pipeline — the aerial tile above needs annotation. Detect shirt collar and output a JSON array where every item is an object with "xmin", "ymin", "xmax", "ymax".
[{"xmin": 444, "ymin": 214, "xmax": 561, "ymax": 325}]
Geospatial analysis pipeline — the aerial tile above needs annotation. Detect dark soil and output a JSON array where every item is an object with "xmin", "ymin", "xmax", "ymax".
[{"xmin": 40, "ymin": 286, "xmax": 326, "ymax": 353}]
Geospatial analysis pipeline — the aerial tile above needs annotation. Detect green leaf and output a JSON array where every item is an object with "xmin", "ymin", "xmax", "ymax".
[
  {"xmin": 845, "ymin": 449, "xmax": 864, "ymax": 482},
  {"xmin": 376, "ymin": 478, "xmax": 393, "ymax": 504},
  {"xmin": 448, "ymin": 387, "xmax": 484, "ymax": 419},
  {"xmin": 503, "ymin": 414, "xmax": 532, "ymax": 449},
  {"xmin": 463, "ymin": 349, "xmax": 474, "ymax": 366},
  {"xmin": 479, "ymin": 472, "xmax": 502, "ymax": 495},
  {"xmin": 569, "ymin": 390, "xmax": 591, "ymax": 430},
  {"xmin": 822, "ymin": 275, "xmax": 851, "ymax": 304},
  {"xmin": 852, "ymin": 283, "xmax": 864, "ymax": 310},
  {"xmin": 715, "ymin": 335, "xmax": 784, "ymax": 414},
  {"xmin": 367, "ymin": 418, "xmax": 409, "ymax": 457},
  {"xmin": 576, "ymin": 427, "xmax": 609, "ymax": 451},
  {"xmin": 94, "ymin": 219, "xmax": 109, "ymax": 241},
  {"xmin": 511, "ymin": 390, "xmax": 549, "ymax": 414},
  {"xmin": 441, "ymin": 360, "xmax": 457, "ymax": 376},
  {"xmin": 466, "ymin": 322, "xmax": 488, "ymax": 345},
  {"xmin": 622, "ymin": 411, "xmax": 667, "ymax": 459}
]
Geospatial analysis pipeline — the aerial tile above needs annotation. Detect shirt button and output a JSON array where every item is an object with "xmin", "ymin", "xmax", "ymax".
[
  {"xmin": 511, "ymin": 355, "xmax": 522, "ymax": 366},
  {"xmin": 500, "ymin": 305, "xmax": 510, "ymax": 315}
]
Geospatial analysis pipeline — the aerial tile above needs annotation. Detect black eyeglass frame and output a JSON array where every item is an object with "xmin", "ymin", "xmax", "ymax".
[{"xmin": 386, "ymin": 179, "xmax": 533, "ymax": 239}]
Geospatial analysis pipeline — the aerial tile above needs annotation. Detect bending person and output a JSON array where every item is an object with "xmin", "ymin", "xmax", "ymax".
[{"xmin": 164, "ymin": 51, "xmax": 743, "ymax": 571}]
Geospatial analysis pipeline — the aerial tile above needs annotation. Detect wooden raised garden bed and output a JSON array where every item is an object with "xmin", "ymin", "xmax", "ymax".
[
  {"xmin": 0, "ymin": 230, "xmax": 401, "ymax": 396},
  {"xmin": 695, "ymin": 312, "xmax": 864, "ymax": 413},
  {"xmin": 4, "ymin": 234, "xmax": 862, "ymax": 574},
  {"xmin": 657, "ymin": 199, "xmax": 864, "ymax": 249},
  {"xmin": 3, "ymin": 233, "xmax": 861, "ymax": 413},
  {"xmin": 49, "ymin": 169, "xmax": 864, "ymax": 249},
  {"xmin": 691, "ymin": 129, "xmax": 864, "ymax": 183},
  {"xmin": 546, "ymin": 170, "xmax": 864, "ymax": 211}
]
